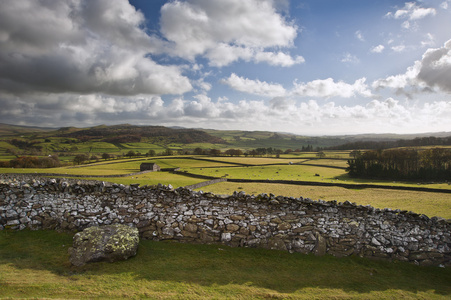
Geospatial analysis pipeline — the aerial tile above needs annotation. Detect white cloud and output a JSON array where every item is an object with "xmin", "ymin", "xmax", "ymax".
[
  {"xmin": 371, "ymin": 45, "xmax": 385, "ymax": 53},
  {"xmin": 417, "ymin": 39, "xmax": 451, "ymax": 92},
  {"xmin": 386, "ymin": 2, "xmax": 437, "ymax": 21},
  {"xmin": 391, "ymin": 45, "xmax": 406, "ymax": 52},
  {"xmin": 372, "ymin": 61, "xmax": 420, "ymax": 91},
  {"xmin": 421, "ymin": 33, "xmax": 435, "ymax": 47},
  {"xmin": 221, "ymin": 73, "xmax": 286, "ymax": 97},
  {"xmin": 2, "ymin": 89, "xmax": 449, "ymax": 134},
  {"xmin": 254, "ymin": 51, "xmax": 305, "ymax": 67},
  {"xmin": 341, "ymin": 53, "xmax": 360, "ymax": 64},
  {"xmin": 441, "ymin": 1, "xmax": 450, "ymax": 10},
  {"xmin": 0, "ymin": 0, "xmax": 192, "ymax": 96},
  {"xmin": 373, "ymin": 39, "xmax": 451, "ymax": 94},
  {"xmin": 292, "ymin": 78, "xmax": 372, "ymax": 98},
  {"xmin": 159, "ymin": 0, "xmax": 300, "ymax": 66},
  {"xmin": 355, "ymin": 30, "xmax": 365, "ymax": 41},
  {"xmin": 385, "ymin": 2, "xmax": 437, "ymax": 31}
]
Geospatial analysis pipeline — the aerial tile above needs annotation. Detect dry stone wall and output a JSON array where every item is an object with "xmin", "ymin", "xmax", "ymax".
[{"xmin": 1, "ymin": 176, "xmax": 450, "ymax": 267}]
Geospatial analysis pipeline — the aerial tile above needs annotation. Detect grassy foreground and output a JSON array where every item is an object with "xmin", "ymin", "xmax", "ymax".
[{"xmin": 0, "ymin": 230, "xmax": 450, "ymax": 299}]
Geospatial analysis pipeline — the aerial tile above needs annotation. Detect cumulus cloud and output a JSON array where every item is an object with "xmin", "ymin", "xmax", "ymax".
[
  {"xmin": 254, "ymin": 51, "xmax": 305, "ymax": 67},
  {"xmin": 373, "ymin": 39, "xmax": 451, "ymax": 94},
  {"xmin": 417, "ymin": 39, "xmax": 451, "ymax": 92},
  {"xmin": 0, "ymin": 0, "xmax": 192, "ymax": 96},
  {"xmin": 292, "ymin": 78, "xmax": 373, "ymax": 98},
  {"xmin": 1, "ymin": 88, "xmax": 449, "ymax": 134},
  {"xmin": 159, "ymin": 0, "xmax": 301, "ymax": 67},
  {"xmin": 221, "ymin": 73, "xmax": 286, "ymax": 97}
]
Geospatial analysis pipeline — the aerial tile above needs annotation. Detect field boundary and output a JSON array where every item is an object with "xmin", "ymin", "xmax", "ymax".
[{"xmin": 172, "ymin": 170, "xmax": 451, "ymax": 194}]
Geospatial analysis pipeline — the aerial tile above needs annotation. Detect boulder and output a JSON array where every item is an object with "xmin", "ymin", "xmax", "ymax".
[{"xmin": 69, "ymin": 224, "xmax": 139, "ymax": 267}]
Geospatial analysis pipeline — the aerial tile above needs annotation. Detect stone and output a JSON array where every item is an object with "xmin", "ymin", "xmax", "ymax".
[
  {"xmin": 278, "ymin": 222, "xmax": 292, "ymax": 231},
  {"xmin": 226, "ymin": 224, "xmax": 240, "ymax": 232},
  {"xmin": 266, "ymin": 237, "xmax": 287, "ymax": 251},
  {"xmin": 184, "ymin": 223, "xmax": 198, "ymax": 233},
  {"xmin": 68, "ymin": 224, "xmax": 139, "ymax": 267},
  {"xmin": 313, "ymin": 232, "xmax": 327, "ymax": 256}
]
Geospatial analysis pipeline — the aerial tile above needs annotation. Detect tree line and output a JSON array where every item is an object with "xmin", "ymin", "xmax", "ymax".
[
  {"xmin": 329, "ymin": 136, "xmax": 451, "ymax": 150},
  {"xmin": 346, "ymin": 148, "xmax": 451, "ymax": 181}
]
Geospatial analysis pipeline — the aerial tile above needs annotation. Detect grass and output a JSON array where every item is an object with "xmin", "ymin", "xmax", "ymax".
[
  {"xmin": 1, "ymin": 230, "xmax": 450, "ymax": 299},
  {"xmin": 198, "ymin": 182, "xmax": 451, "ymax": 219},
  {"xmin": 74, "ymin": 172, "xmax": 205, "ymax": 188},
  {"xmin": 184, "ymin": 164, "xmax": 346, "ymax": 181}
]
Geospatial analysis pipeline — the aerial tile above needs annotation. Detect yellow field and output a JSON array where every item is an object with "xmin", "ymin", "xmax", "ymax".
[{"xmin": 199, "ymin": 182, "xmax": 451, "ymax": 219}]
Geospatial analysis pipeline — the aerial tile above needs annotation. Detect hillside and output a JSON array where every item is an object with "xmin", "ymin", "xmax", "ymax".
[
  {"xmin": 0, "ymin": 123, "xmax": 55, "ymax": 136},
  {"xmin": 58, "ymin": 124, "xmax": 225, "ymax": 144},
  {"xmin": 0, "ymin": 123, "xmax": 450, "ymax": 157}
]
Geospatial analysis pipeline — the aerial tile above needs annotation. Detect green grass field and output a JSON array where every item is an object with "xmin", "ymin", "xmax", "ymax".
[
  {"xmin": 75, "ymin": 172, "xmax": 205, "ymax": 188},
  {"xmin": 1, "ymin": 230, "xmax": 450, "ymax": 299},
  {"xmin": 198, "ymin": 182, "xmax": 451, "ymax": 219}
]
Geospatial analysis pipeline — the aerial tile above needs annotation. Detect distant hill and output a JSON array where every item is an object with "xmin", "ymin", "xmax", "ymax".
[
  {"xmin": 0, "ymin": 123, "xmax": 55, "ymax": 136},
  {"xmin": 52, "ymin": 124, "xmax": 225, "ymax": 144},
  {"xmin": 1, "ymin": 123, "xmax": 450, "ymax": 150}
]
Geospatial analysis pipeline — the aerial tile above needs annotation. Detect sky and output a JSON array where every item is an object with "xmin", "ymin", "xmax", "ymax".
[{"xmin": 0, "ymin": 0, "xmax": 450, "ymax": 135}]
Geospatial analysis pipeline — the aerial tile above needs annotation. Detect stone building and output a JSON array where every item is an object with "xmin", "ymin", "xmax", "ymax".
[{"xmin": 140, "ymin": 163, "xmax": 160, "ymax": 172}]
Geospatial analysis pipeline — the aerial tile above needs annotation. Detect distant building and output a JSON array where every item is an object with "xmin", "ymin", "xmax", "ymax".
[{"xmin": 140, "ymin": 163, "xmax": 161, "ymax": 172}]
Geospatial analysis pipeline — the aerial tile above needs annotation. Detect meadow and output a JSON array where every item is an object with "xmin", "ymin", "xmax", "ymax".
[
  {"xmin": 1, "ymin": 155, "xmax": 450, "ymax": 218},
  {"xmin": 1, "ymin": 230, "xmax": 450, "ymax": 299}
]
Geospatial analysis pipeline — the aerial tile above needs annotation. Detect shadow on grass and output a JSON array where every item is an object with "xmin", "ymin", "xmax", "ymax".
[{"xmin": 1, "ymin": 230, "xmax": 450, "ymax": 297}]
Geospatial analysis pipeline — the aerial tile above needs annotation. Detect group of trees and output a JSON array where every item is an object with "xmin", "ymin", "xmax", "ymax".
[
  {"xmin": 347, "ymin": 148, "xmax": 451, "ymax": 180},
  {"xmin": 0, "ymin": 155, "xmax": 62, "ymax": 168}
]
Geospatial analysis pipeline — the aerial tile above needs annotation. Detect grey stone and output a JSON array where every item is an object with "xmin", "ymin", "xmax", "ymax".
[{"xmin": 68, "ymin": 224, "xmax": 139, "ymax": 267}]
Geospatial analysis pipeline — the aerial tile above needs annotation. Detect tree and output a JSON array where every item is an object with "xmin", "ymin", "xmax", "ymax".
[
  {"xmin": 209, "ymin": 149, "xmax": 221, "ymax": 156},
  {"xmin": 316, "ymin": 151, "xmax": 326, "ymax": 158},
  {"xmin": 73, "ymin": 154, "xmax": 88, "ymax": 165},
  {"xmin": 349, "ymin": 150, "xmax": 362, "ymax": 159},
  {"xmin": 102, "ymin": 153, "xmax": 110, "ymax": 160},
  {"xmin": 193, "ymin": 147, "xmax": 204, "ymax": 155},
  {"xmin": 162, "ymin": 149, "xmax": 173, "ymax": 156},
  {"xmin": 225, "ymin": 149, "xmax": 243, "ymax": 157},
  {"xmin": 126, "ymin": 150, "xmax": 136, "ymax": 158},
  {"xmin": 146, "ymin": 149, "xmax": 156, "ymax": 157}
]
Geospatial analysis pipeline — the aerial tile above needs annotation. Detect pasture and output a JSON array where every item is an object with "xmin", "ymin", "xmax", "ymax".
[
  {"xmin": 1, "ymin": 230, "xmax": 450, "ymax": 299},
  {"xmin": 1, "ymin": 155, "xmax": 450, "ymax": 218}
]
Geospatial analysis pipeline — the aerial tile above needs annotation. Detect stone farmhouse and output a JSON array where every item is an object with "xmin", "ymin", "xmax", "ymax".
[{"xmin": 140, "ymin": 163, "xmax": 160, "ymax": 172}]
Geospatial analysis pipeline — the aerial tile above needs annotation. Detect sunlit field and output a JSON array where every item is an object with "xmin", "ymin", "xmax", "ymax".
[
  {"xmin": 197, "ymin": 182, "xmax": 451, "ymax": 219},
  {"xmin": 1, "ymin": 155, "xmax": 450, "ymax": 218}
]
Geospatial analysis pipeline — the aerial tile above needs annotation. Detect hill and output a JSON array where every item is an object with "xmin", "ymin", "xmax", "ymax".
[
  {"xmin": 0, "ymin": 123, "xmax": 55, "ymax": 136},
  {"xmin": 58, "ymin": 124, "xmax": 225, "ymax": 144},
  {"xmin": 0, "ymin": 123, "xmax": 450, "ymax": 156}
]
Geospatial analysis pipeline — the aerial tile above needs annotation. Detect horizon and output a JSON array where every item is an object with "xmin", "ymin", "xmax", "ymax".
[
  {"xmin": 2, "ymin": 121, "xmax": 450, "ymax": 138},
  {"xmin": 0, "ymin": 0, "xmax": 450, "ymax": 135}
]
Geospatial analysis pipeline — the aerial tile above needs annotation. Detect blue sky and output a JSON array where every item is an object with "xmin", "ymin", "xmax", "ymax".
[{"xmin": 0, "ymin": 0, "xmax": 450, "ymax": 135}]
